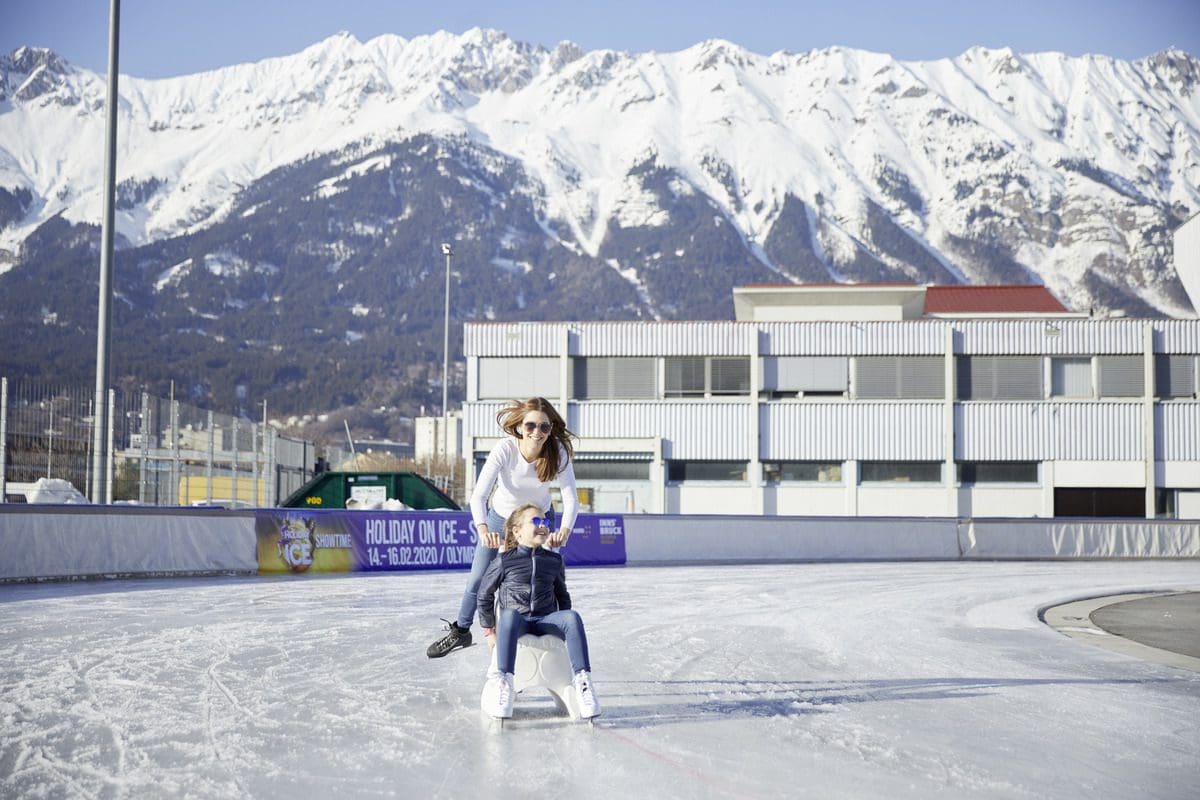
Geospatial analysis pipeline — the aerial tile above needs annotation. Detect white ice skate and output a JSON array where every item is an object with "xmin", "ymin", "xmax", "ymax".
[
  {"xmin": 480, "ymin": 671, "xmax": 514, "ymax": 722},
  {"xmin": 573, "ymin": 670, "xmax": 601, "ymax": 722}
]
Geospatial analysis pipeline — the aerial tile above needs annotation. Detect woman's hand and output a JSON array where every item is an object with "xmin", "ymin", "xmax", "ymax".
[
  {"xmin": 484, "ymin": 628, "xmax": 496, "ymax": 650},
  {"xmin": 548, "ymin": 526, "xmax": 571, "ymax": 548},
  {"xmin": 479, "ymin": 525, "xmax": 501, "ymax": 549}
]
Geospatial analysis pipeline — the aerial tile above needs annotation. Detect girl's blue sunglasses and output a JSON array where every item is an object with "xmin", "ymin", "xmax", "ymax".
[{"xmin": 531, "ymin": 517, "xmax": 551, "ymax": 528}]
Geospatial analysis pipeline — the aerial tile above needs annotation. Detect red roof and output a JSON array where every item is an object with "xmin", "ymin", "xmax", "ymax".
[
  {"xmin": 738, "ymin": 282, "xmax": 920, "ymax": 288},
  {"xmin": 923, "ymin": 285, "xmax": 1068, "ymax": 314}
]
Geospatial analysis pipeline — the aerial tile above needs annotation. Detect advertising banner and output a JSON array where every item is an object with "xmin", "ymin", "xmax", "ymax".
[{"xmin": 256, "ymin": 510, "xmax": 625, "ymax": 575}]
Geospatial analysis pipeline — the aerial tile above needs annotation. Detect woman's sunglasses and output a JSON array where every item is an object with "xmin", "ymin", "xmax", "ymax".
[
  {"xmin": 531, "ymin": 517, "xmax": 551, "ymax": 528},
  {"xmin": 522, "ymin": 421, "xmax": 553, "ymax": 434}
]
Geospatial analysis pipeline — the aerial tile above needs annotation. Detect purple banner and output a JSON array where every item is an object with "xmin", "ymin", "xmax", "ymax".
[
  {"xmin": 256, "ymin": 510, "xmax": 625, "ymax": 574},
  {"xmin": 563, "ymin": 514, "xmax": 626, "ymax": 567}
]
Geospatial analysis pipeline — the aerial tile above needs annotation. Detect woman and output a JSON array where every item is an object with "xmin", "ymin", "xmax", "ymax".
[{"xmin": 426, "ymin": 397, "xmax": 578, "ymax": 658}]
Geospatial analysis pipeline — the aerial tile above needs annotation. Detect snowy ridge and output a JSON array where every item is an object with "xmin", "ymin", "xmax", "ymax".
[{"xmin": 1, "ymin": 32, "xmax": 1199, "ymax": 313}]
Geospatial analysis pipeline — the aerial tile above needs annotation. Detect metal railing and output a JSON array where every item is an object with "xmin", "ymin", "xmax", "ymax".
[{"xmin": 1, "ymin": 376, "xmax": 321, "ymax": 506}]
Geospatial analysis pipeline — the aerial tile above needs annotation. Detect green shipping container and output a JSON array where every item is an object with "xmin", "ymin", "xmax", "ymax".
[{"xmin": 280, "ymin": 472, "xmax": 459, "ymax": 510}]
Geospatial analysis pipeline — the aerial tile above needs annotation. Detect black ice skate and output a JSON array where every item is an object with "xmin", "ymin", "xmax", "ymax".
[{"xmin": 426, "ymin": 620, "xmax": 472, "ymax": 658}]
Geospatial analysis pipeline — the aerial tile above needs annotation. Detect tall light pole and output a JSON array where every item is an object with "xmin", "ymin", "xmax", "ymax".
[
  {"xmin": 91, "ymin": 0, "xmax": 121, "ymax": 503},
  {"xmin": 440, "ymin": 243, "xmax": 452, "ymax": 424}
]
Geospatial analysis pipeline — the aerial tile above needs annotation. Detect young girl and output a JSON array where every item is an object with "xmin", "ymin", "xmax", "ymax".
[
  {"xmin": 476, "ymin": 503, "xmax": 600, "ymax": 720},
  {"xmin": 426, "ymin": 397, "xmax": 579, "ymax": 658}
]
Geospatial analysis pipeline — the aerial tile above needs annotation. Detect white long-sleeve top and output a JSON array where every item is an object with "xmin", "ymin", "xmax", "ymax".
[{"xmin": 469, "ymin": 436, "xmax": 578, "ymax": 531}]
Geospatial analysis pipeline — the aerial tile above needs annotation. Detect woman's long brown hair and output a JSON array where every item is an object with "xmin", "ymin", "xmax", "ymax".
[{"xmin": 496, "ymin": 397, "xmax": 576, "ymax": 483}]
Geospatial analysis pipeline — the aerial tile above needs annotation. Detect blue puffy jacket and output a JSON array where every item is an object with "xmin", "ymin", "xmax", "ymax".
[{"xmin": 477, "ymin": 545, "xmax": 571, "ymax": 629}]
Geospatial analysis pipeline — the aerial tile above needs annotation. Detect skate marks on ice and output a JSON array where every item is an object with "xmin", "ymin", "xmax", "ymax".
[
  {"xmin": 2, "ymin": 562, "xmax": 1200, "ymax": 799},
  {"xmin": 0, "ymin": 575, "xmax": 486, "ymax": 798},
  {"xmin": 586, "ymin": 675, "xmax": 1180, "ymax": 728}
]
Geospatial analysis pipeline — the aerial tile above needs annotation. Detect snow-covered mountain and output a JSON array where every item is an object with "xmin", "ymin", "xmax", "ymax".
[
  {"xmin": 3, "ymin": 30, "xmax": 1199, "ymax": 312},
  {"xmin": 1, "ymin": 30, "xmax": 1198, "ymax": 431}
]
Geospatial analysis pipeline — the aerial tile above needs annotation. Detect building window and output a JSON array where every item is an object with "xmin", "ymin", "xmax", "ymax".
[
  {"xmin": 1051, "ymin": 357, "xmax": 1092, "ymax": 398},
  {"xmin": 571, "ymin": 357, "xmax": 657, "ymax": 399},
  {"xmin": 478, "ymin": 357, "xmax": 560, "ymax": 400},
  {"xmin": 958, "ymin": 462, "xmax": 1039, "ymax": 484},
  {"xmin": 667, "ymin": 461, "xmax": 748, "ymax": 482},
  {"xmin": 665, "ymin": 357, "xmax": 706, "ymax": 396},
  {"xmin": 860, "ymin": 461, "xmax": 943, "ymax": 483},
  {"xmin": 710, "ymin": 358, "xmax": 751, "ymax": 395},
  {"xmin": 762, "ymin": 357, "xmax": 848, "ymax": 398},
  {"xmin": 957, "ymin": 356, "xmax": 1042, "ymax": 400},
  {"xmin": 1098, "ymin": 356, "xmax": 1144, "ymax": 398},
  {"xmin": 664, "ymin": 357, "xmax": 751, "ymax": 397},
  {"xmin": 573, "ymin": 460, "xmax": 651, "ymax": 480},
  {"xmin": 1054, "ymin": 488, "xmax": 1145, "ymax": 518},
  {"xmin": 763, "ymin": 461, "xmax": 843, "ymax": 483},
  {"xmin": 1156, "ymin": 355, "xmax": 1197, "ymax": 398},
  {"xmin": 855, "ymin": 357, "xmax": 944, "ymax": 399}
]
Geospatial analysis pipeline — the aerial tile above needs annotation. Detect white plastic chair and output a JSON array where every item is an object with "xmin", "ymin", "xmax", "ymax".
[{"xmin": 484, "ymin": 633, "xmax": 580, "ymax": 719}]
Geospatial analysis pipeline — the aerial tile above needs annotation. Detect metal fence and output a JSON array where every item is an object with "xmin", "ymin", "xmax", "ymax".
[{"xmin": 1, "ymin": 376, "xmax": 322, "ymax": 507}]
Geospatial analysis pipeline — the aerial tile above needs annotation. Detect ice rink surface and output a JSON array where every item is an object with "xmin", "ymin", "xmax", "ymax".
[{"xmin": 2, "ymin": 561, "xmax": 1199, "ymax": 799}]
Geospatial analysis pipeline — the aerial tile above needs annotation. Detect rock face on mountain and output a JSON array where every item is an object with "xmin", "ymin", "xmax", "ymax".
[{"xmin": 1, "ymin": 32, "xmax": 1197, "ymax": 435}]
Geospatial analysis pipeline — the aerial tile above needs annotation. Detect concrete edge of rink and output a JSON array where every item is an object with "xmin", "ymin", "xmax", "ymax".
[{"xmin": 1042, "ymin": 592, "xmax": 1200, "ymax": 674}]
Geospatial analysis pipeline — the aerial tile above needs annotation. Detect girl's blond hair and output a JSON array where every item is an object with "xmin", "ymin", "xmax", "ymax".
[{"xmin": 503, "ymin": 503, "xmax": 543, "ymax": 550}]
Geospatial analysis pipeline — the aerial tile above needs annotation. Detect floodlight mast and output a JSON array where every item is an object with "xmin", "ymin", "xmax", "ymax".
[
  {"xmin": 90, "ymin": 0, "xmax": 121, "ymax": 503},
  {"xmin": 440, "ymin": 242, "xmax": 453, "ymax": 421}
]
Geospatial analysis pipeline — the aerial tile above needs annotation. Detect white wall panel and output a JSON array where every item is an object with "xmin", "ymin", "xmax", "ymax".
[
  {"xmin": 1157, "ymin": 403, "xmax": 1200, "ymax": 461},
  {"xmin": 954, "ymin": 320, "xmax": 1144, "ymax": 355},
  {"xmin": 1181, "ymin": 490, "xmax": 1200, "ymax": 517},
  {"xmin": 763, "ymin": 357, "xmax": 848, "ymax": 391},
  {"xmin": 763, "ymin": 486, "xmax": 848, "ymax": 516},
  {"xmin": 468, "ymin": 320, "xmax": 1199, "ymax": 360},
  {"xmin": 1053, "ymin": 461, "xmax": 1145, "ymax": 487},
  {"xmin": 761, "ymin": 402, "xmax": 944, "ymax": 460},
  {"xmin": 573, "ymin": 401, "xmax": 751, "ymax": 459},
  {"xmin": 856, "ymin": 487, "xmax": 950, "ymax": 516},
  {"xmin": 956, "ymin": 402, "xmax": 1144, "ymax": 460},
  {"xmin": 758, "ymin": 322, "xmax": 854, "ymax": 354},
  {"xmin": 667, "ymin": 485, "xmax": 758, "ymax": 515},
  {"xmin": 463, "ymin": 402, "xmax": 507, "ymax": 443},
  {"xmin": 1156, "ymin": 461, "xmax": 1200, "ymax": 488},
  {"xmin": 761, "ymin": 321, "xmax": 945, "ymax": 355},
  {"xmin": 957, "ymin": 487, "xmax": 1045, "ymax": 518},
  {"xmin": 465, "ymin": 323, "xmax": 564, "ymax": 356},
  {"xmin": 468, "ymin": 320, "xmax": 1199, "ymax": 359},
  {"xmin": 477, "ymin": 358, "xmax": 560, "ymax": 400},
  {"xmin": 1050, "ymin": 403, "xmax": 1144, "ymax": 460},
  {"xmin": 1154, "ymin": 320, "xmax": 1200, "ymax": 354},
  {"xmin": 572, "ymin": 322, "xmax": 753, "ymax": 356}
]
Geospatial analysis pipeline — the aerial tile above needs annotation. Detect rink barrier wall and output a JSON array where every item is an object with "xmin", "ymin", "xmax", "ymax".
[
  {"xmin": 1, "ymin": 506, "xmax": 1197, "ymax": 582},
  {"xmin": 619, "ymin": 515, "xmax": 1200, "ymax": 563},
  {"xmin": 955, "ymin": 519, "xmax": 1200, "ymax": 559},
  {"xmin": 0, "ymin": 505, "xmax": 258, "ymax": 582}
]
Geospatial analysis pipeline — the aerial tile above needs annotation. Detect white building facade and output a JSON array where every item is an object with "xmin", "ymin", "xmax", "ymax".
[
  {"xmin": 461, "ymin": 290, "xmax": 1200, "ymax": 519},
  {"xmin": 415, "ymin": 413, "xmax": 462, "ymax": 463}
]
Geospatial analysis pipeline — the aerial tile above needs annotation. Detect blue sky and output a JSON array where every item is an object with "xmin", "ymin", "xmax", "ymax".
[{"xmin": 3, "ymin": 0, "xmax": 1199, "ymax": 79}]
